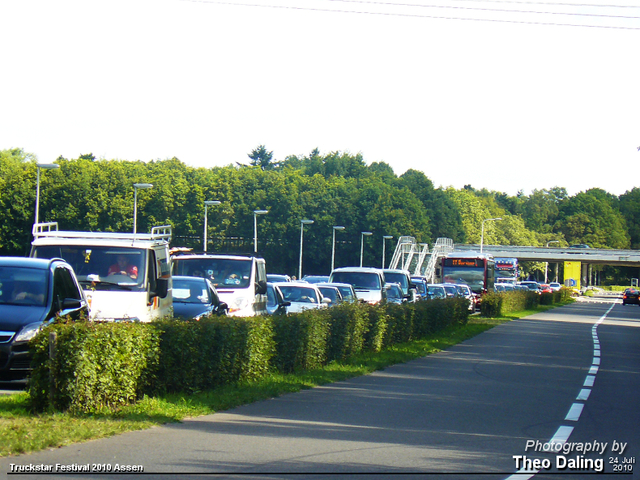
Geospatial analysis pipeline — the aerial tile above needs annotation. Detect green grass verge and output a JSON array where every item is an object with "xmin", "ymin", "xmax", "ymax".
[{"xmin": 0, "ymin": 303, "xmax": 568, "ymax": 458}]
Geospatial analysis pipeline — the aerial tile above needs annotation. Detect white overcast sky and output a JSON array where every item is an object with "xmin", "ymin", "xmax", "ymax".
[{"xmin": 2, "ymin": 0, "xmax": 639, "ymax": 196}]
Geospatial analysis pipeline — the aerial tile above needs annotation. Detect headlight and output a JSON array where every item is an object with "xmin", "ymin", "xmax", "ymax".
[
  {"xmin": 229, "ymin": 297, "xmax": 249, "ymax": 313},
  {"xmin": 14, "ymin": 322, "xmax": 43, "ymax": 342}
]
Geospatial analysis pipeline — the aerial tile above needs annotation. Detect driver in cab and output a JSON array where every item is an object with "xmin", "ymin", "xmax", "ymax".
[{"xmin": 108, "ymin": 255, "xmax": 138, "ymax": 279}]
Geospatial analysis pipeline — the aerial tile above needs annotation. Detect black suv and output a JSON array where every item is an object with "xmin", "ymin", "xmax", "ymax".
[{"xmin": 0, "ymin": 257, "xmax": 89, "ymax": 382}]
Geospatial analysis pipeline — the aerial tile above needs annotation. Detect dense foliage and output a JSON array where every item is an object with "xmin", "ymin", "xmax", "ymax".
[{"xmin": 1, "ymin": 147, "xmax": 638, "ymax": 282}]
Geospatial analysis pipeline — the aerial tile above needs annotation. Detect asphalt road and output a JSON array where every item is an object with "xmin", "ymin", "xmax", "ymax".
[{"xmin": 2, "ymin": 299, "xmax": 638, "ymax": 480}]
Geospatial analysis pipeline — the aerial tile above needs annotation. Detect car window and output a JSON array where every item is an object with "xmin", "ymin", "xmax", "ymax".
[{"xmin": 54, "ymin": 266, "xmax": 82, "ymax": 301}]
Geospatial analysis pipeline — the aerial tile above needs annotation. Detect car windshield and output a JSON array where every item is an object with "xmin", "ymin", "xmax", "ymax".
[
  {"xmin": 331, "ymin": 272, "xmax": 381, "ymax": 290},
  {"xmin": 333, "ymin": 285, "xmax": 355, "ymax": 300},
  {"xmin": 173, "ymin": 257, "xmax": 252, "ymax": 289},
  {"xmin": 32, "ymin": 245, "xmax": 146, "ymax": 290},
  {"xmin": 278, "ymin": 285, "xmax": 319, "ymax": 303},
  {"xmin": 173, "ymin": 278, "xmax": 210, "ymax": 304},
  {"xmin": 318, "ymin": 287, "xmax": 339, "ymax": 303},
  {"xmin": 427, "ymin": 286, "xmax": 446, "ymax": 298},
  {"xmin": 386, "ymin": 285, "xmax": 402, "ymax": 299},
  {"xmin": 384, "ymin": 273, "xmax": 409, "ymax": 293},
  {"xmin": 0, "ymin": 267, "xmax": 49, "ymax": 307}
]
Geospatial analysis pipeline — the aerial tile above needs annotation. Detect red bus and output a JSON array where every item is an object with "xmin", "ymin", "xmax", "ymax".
[{"xmin": 441, "ymin": 253, "xmax": 496, "ymax": 295}]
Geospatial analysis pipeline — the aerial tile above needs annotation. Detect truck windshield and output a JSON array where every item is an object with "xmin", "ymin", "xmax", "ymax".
[
  {"xmin": 330, "ymin": 272, "xmax": 381, "ymax": 290},
  {"xmin": 172, "ymin": 257, "xmax": 252, "ymax": 289},
  {"xmin": 32, "ymin": 245, "xmax": 147, "ymax": 290}
]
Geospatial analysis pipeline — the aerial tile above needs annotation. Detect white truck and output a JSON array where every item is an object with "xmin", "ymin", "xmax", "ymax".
[
  {"xmin": 30, "ymin": 222, "xmax": 172, "ymax": 322},
  {"xmin": 171, "ymin": 253, "xmax": 267, "ymax": 317}
]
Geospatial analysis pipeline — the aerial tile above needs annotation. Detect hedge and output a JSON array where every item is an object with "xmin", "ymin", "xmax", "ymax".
[{"xmin": 28, "ymin": 296, "xmax": 496, "ymax": 413}]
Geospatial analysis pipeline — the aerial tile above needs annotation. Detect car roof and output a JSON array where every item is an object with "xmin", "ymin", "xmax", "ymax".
[
  {"xmin": 316, "ymin": 282, "xmax": 354, "ymax": 288},
  {"xmin": 174, "ymin": 254, "xmax": 260, "ymax": 261},
  {"xmin": 332, "ymin": 267, "xmax": 383, "ymax": 273},
  {"xmin": 0, "ymin": 256, "xmax": 61, "ymax": 270}
]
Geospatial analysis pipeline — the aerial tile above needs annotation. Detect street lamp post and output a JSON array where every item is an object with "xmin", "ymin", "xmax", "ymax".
[
  {"xmin": 253, "ymin": 209, "xmax": 268, "ymax": 253},
  {"xmin": 34, "ymin": 163, "xmax": 60, "ymax": 226},
  {"xmin": 382, "ymin": 235, "xmax": 393, "ymax": 269},
  {"xmin": 133, "ymin": 183, "xmax": 153, "ymax": 234},
  {"xmin": 203, "ymin": 200, "xmax": 221, "ymax": 252},
  {"xmin": 331, "ymin": 226, "xmax": 345, "ymax": 272},
  {"xmin": 480, "ymin": 217, "xmax": 502, "ymax": 253},
  {"xmin": 545, "ymin": 240, "xmax": 560, "ymax": 283},
  {"xmin": 360, "ymin": 231, "xmax": 372, "ymax": 268},
  {"xmin": 299, "ymin": 219, "xmax": 314, "ymax": 279}
]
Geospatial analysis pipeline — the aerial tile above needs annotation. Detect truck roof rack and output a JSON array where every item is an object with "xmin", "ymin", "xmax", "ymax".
[{"xmin": 32, "ymin": 222, "xmax": 172, "ymax": 243}]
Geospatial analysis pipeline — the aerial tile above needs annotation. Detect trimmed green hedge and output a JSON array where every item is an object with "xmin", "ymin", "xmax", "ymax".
[
  {"xmin": 480, "ymin": 288, "xmax": 572, "ymax": 317},
  {"xmin": 28, "ymin": 297, "xmax": 479, "ymax": 413}
]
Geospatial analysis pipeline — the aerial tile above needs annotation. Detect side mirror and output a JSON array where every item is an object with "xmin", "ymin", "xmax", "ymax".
[
  {"xmin": 61, "ymin": 298, "xmax": 82, "ymax": 310},
  {"xmin": 322, "ymin": 297, "xmax": 332, "ymax": 304},
  {"xmin": 217, "ymin": 302, "xmax": 229, "ymax": 315},
  {"xmin": 255, "ymin": 280, "xmax": 267, "ymax": 295},
  {"xmin": 153, "ymin": 278, "xmax": 169, "ymax": 299}
]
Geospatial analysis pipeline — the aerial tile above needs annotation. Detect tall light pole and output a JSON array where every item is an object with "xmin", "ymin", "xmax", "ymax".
[
  {"xmin": 331, "ymin": 226, "xmax": 345, "ymax": 272},
  {"xmin": 253, "ymin": 209, "xmax": 268, "ymax": 253},
  {"xmin": 133, "ymin": 183, "xmax": 153, "ymax": 234},
  {"xmin": 360, "ymin": 231, "xmax": 372, "ymax": 268},
  {"xmin": 480, "ymin": 217, "xmax": 502, "ymax": 253},
  {"xmin": 203, "ymin": 200, "xmax": 221, "ymax": 252},
  {"xmin": 382, "ymin": 235, "xmax": 393, "ymax": 269},
  {"xmin": 299, "ymin": 219, "xmax": 314, "ymax": 279},
  {"xmin": 545, "ymin": 240, "xmax": 560, "ymax": 283},
  {"xmin": 34, "ymin": 163, "xmax": 60, "ymax": 226}
]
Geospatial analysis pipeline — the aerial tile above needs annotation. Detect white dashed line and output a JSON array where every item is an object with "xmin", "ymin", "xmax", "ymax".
[{"xmin": 505, "ymin": 304, "xmax": 615, "ymax": 480}]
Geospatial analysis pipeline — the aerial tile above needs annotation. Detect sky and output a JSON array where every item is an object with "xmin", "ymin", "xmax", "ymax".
[{"xmin": 2, "ymin": 0, "xmax": 639, "ymax": 197}]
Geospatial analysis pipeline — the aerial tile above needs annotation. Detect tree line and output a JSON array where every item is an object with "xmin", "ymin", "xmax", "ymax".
[{"xmin": 2, "ymin": 147, "xmax": 639, "ymax": 283}]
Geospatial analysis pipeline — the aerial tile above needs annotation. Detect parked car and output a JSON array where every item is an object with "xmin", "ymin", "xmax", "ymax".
[
  {"xmin": 549, "ymin": 282, "xmax": 562, "ymax": 291},
  {"xmin": 426, "ymin": 284, "xmax": 447, "ymax": 300},
  {"xmin": 316, "ymin": 284, "xmax": 343, "ymax": 306},
  {"xmin": 495, "ymin": 283, "xmax": 515, "ymax": 292},
  {"xmin": 318, "ymin": 282, "xmax": 358, "ymax": 303},
  {"xmin": 453, "ymin": 283, "xmax": 476, "ymax": 311},
  {"xmin": 329, "ymin": 267, "xmax": 386, "ymax": 304},
  {"xmin": 518, "ymin": 281, "xmax": 542, "ymax": 293},
  {"xmin": 266, "ymin": 282, "xmax": 290, "ymax": 315},
  {"xmin": 267, "ymin": 274, "xmax": 291, "ymax": 283},
  {"xmin": 383, "ymin": 269, "xmax": 417, "ymax": 302},
  {"xmin": 539, "ymin": 284, "xmax": 553, "ymax": 294},
  {"xmin": 440, "ymin": 283, "xmax": 459, "ymax": 298},
  {"xmin": 410, "ymin": 276, "xmax": 429, "ymax": 301},
  {"xmin": 276, "ymin": 282, "xmax": 331, "ymax": 313},
  {"xmin": 622, "ymin": 288, "xmax": 640, "ymax": 305},
  {"xmin": 172, "ymin": 276, "xmax": 228, "ymax": 320},
  {"xmin": 301, "ymin": 275, "xmax": 330, "ymax": 284},
  {"xmin": 384, "ymin": 283, "xmax": 406, "ymax": 304},
  {"xmin": 0, "ymin": 257, "xmax": 89, "ymax": 382}
]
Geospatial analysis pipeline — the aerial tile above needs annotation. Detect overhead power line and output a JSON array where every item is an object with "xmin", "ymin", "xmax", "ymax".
[{"xmin": 182, "ymin": 0, "xmax": 640, "ymax": 30}]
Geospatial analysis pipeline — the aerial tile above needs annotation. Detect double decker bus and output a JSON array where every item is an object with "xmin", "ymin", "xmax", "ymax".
[
  {"xmin": 441, "ymin": 252, "xmax": 495, "ymax": 295},
  {"xmin": 494, "ymin": 257, "xmax": 519, "ymax": 284}
]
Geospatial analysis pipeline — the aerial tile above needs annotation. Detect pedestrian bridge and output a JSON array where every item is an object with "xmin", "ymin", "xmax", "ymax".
[{"xmin": 453, "ymin": 244, "xmax": 640, "ymax": 267}]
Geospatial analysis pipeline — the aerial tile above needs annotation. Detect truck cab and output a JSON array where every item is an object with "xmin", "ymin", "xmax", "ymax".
[
  {"xmin": 30, "ymin": 222, "xmax": 172, "ymax": 322},
  {"xmin": 171, "ymin": 253, "xmax": 267, "ymax": 317}
]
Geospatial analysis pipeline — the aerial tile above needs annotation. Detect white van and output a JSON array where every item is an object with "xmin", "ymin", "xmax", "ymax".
[
  {"xmin": 30, "ymin": 222, "xmax": 172, "ymax": 322},
  {"xmin": 329, "ymin": 267, "xmax": 386, "ymax": 304},
  {"xmin": 171, "ymin": 253, "xmax": 267, "ymax": 317}
]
